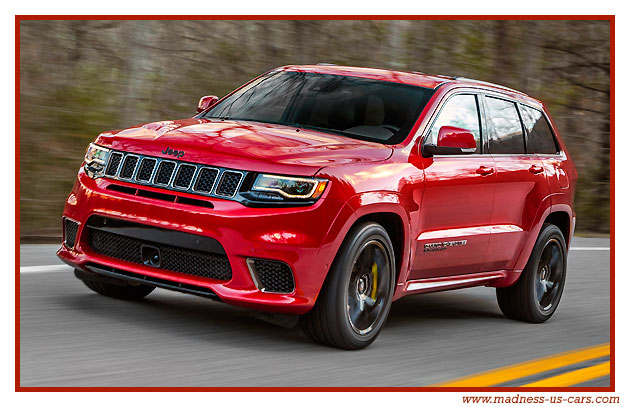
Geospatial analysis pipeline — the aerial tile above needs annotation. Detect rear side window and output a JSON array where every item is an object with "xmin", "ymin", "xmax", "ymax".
[
  {"xmin": 485, "ymin": 96, "xmax": 525, "ymax": 154},
  {"xmin": 426, "ymin": 94, "xmax": 481, "ymax": 153},
  {"xmin": 521, "ymin": 105, "xmax": 559, "ymax": 154}
]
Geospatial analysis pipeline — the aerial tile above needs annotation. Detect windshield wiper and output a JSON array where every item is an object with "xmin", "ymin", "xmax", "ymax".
[{"xmin": 296, "ymin": 123, "xmax": 359, "ymax": 139}]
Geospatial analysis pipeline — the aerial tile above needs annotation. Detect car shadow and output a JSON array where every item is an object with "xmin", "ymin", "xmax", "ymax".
[
  {"xmin": 60, "ymin": 283, "xmax": 505, "ymax": 350},
  {"xmin": 61, "ymin": 290, "xmax": 310, "ymax": 350},
  {"xmin": 385, "ymin": 289, "xmax": 505, "ymax": 328}
]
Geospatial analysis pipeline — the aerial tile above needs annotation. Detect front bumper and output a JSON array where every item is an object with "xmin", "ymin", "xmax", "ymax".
[{"xmin": 57, "ymin": 168, "xmax": 349, "ymax": 314}]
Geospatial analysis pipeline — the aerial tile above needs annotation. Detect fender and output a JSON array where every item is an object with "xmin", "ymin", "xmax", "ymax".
[
  {"xmin": 315, "ymin": 192, "xmax": 414, "ymax": 298},
  {"xmin": 490, "ymin": 198, "xmax": 572, "ymax": 288}
]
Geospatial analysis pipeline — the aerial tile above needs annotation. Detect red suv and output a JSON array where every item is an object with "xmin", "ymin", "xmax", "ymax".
[{"xmin": 58, "ymin": 65, "xmax": 577, "ymax": 349}]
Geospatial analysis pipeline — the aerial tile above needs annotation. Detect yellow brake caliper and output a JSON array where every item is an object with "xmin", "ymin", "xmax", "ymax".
[{"xmin": 370, "ymin": 262, "xmax": 378, "ymax": 300}]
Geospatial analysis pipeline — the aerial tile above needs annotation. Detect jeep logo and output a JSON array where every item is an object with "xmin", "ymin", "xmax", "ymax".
[{"xmin": 162, "ymin": 147, "xmax": 185, "ymax": 159}]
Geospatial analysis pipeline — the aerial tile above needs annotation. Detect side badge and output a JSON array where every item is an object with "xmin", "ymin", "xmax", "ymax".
[{"xmin": 424, "ymin": 240, "xmax": 467, "ymax": 252}]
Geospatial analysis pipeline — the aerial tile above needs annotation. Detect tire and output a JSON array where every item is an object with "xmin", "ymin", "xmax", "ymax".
[
  {"xmin": 79, "ymin": 271, "xmax": 155, "ymax": 301},
  {"xmin": 496, "ymin": 223, "xmax": 567, "ymax": 323},
  {"xmin": 301, "ymin": 222, "xmax": 396, "ymax": 350}
]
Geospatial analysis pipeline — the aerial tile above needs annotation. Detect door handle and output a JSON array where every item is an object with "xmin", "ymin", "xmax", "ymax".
[
  {"xmin": 529, "ymin": 165, "xmax": 544, "ymax": 174},
  {"xmin": 476, "ymin": 166, "xmax": 494, "ymax": 176}
]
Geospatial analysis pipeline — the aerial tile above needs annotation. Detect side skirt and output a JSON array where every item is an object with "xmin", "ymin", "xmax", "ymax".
[{"xmin": 403, "ymin": 270, "xmax": 506, "ymax": 295}]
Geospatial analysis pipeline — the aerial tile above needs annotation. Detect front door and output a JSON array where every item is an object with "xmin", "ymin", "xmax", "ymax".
[{"xmin": 410, "ymin": 93, "xmax": 496, "ymax": 280}]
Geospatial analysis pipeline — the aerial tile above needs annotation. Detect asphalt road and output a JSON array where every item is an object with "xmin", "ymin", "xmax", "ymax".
[{"xmin": 19, "ymin": 238, "xmax": 611, "ymax": 387}]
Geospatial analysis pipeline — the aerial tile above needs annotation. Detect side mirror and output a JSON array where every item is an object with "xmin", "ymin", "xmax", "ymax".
[
  {"xmin": 197, "ymin": 95, "xmax": 219, "ymax": 113},
  {"xmin": 422, "ymin": 126, "xmax": 477, "ymax": 157}
]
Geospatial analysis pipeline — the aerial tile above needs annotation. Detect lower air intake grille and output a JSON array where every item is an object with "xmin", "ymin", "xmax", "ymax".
[
  {"xmin": 248, "ymin": 259, "xmax": 295, "ymax": 293},
  {"xmin": 87, "ymin": 227, "xmax": 232, "ymax": 281},
  {"xmin": 64, "ymin": 218, "xmax": 79, "ymax": 248}
]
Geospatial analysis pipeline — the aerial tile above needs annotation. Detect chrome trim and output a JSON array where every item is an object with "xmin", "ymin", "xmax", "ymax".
[
  {"xmin": 246, "ymin": 258, "xmax": 264, "ymax": 291},
  {"xmin": 215, "ymin": 170, "xmax": 245, "ymax": 198},
  {"xmin": 99, "ymin": 149, "xmax": 247, "ymax": 201}
]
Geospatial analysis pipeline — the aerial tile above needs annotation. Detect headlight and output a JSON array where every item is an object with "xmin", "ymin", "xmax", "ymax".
[
  {"xmin": 251, "ymin": 174, "xmax": 328, "ymax": 200},
  {"xmin": 84, "ymin": 143, "xmax": 111, "ymax": 178}
]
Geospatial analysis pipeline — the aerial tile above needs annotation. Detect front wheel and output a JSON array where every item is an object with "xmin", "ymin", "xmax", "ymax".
[
  {"xmin": 496, "ymin": 223, "xmax": 567, "ymax": 323},
  {"xmin": 301, "ymin": 222, "xmax": 396, "ymax": 350}
]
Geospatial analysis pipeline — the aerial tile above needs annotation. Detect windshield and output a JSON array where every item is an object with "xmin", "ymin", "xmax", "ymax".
[{"xmin": 201, "ymin": 71, "xmax": 435, "ymax": 144}]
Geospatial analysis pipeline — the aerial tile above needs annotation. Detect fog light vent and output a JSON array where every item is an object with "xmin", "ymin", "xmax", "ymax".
[
  {"xmin": 247, "ymin": 258, "xmax": 295, "ymax": 294},
  {"xmin": 64, "ymin": 218, "xmax": 79, "ymax": 249}
]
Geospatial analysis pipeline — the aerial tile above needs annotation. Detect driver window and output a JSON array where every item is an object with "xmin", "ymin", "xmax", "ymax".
[{"xmin": 426, "ymin": 94, "xmax": 482, "ymax": 153}]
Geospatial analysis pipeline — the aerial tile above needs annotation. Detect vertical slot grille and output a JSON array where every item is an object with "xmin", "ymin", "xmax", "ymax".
[
  {"xmin": 215, "ymin": 171, "xmax": 243, "ymax": 197},
  {"xmin": 155, "ymin": 161, "xmax": 176, "ymax": 185},
  {"xmin": 173, "ymin": 164, "xmax": 196, "ymax": 189},
  {"xmin": 119, "ymin": 155, "xmax": 139, "ymax": 179},
  {"xmin": 193, "ymin": 168, "xmax": 219, "ymax": 193},
  {"xmin": 100, "ymin": 150, "xmax": 246, "ymax": 202},
  {"xmin": 105, "ymin": 152, "xmax": 123, "ymax": 176},
  {"xmin": 135, "ymin": 158, "xmax": 157, "ymax": 182}
]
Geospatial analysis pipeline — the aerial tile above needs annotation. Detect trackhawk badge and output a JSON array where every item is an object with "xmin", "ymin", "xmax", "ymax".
[
  {"xmin": 162, "ymin": 147, "xmax": 185, "ymax": 159},
  {"xmin": 424, "ymin": 240, "xmax": 468, "ymax": 252}
]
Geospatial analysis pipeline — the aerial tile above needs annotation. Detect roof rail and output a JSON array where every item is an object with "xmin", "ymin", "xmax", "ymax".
[{"xmin": 455, "ymin": 77, "xmax": 527, "ymax": 95}]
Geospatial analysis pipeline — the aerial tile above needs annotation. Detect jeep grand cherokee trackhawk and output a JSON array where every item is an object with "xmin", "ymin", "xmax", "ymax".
[{"xmin": 58, "ymin": 65, "xmax": 577, "ymax": 350}]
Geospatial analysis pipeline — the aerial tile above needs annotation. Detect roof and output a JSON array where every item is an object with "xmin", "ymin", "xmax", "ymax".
[
  {"xmin": 279, "ymin": 65, "xmax": 534, "ymax": 101},
  {"xmin": 279, "ymin": 64, "xmax": 451, "ymax": 90}
]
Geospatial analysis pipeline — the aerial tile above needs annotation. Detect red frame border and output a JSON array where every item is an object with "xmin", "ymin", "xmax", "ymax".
[{"xmin": 15, "ymin": 14, "xmax": 615, "ymax": 392}]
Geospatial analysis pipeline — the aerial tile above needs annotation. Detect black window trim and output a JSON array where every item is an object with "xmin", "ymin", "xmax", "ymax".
[
  {"xmin": 518, "ymin": 103, "xmax": 562, "ymax": 156},
  {"xmin": 419, "ymin": 90, "xmax": 487, "ymax": 156},
  {"xmin": 481, "ymin": 93, "xmax": 528, "ymax": 156}
]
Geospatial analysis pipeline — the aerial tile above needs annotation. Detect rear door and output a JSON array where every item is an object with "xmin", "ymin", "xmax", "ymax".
[
  {"xmin": 411, "ymin": 93, "xmax": 496, "ymax": 279},
  {"xmin": 520, "ymin": 104, "xmax": 567, "ymax": 190},
  {"xmin": 483, "ymin": 95, "xmax": 550, "ymax": 271}
]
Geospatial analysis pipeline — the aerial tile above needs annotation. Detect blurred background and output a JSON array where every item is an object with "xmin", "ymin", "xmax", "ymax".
[{"xmin": 19, "ymin": 19, "xmax": 611, "ymax": 239}]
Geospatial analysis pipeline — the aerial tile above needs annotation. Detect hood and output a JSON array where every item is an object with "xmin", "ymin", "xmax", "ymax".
[{"xmin": 95, "ymin": 118, "xmax": 393, "ymax": 176}]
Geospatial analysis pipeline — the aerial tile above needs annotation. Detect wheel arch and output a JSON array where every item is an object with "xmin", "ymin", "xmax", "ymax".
[
  {"xmin": 543, "ymin": 210, "xmax": 572, "ymax": 247},
  {"xmin": 339, "ymin": 194, "xmax": 413, "ymax": 289},
  {"xmin": 352, "ymin": 212, "xmax": 406, "ymax": 287}
]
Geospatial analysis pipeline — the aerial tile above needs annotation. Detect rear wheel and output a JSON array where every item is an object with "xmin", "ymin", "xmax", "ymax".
[
  {"xmin": 301, "ymin": 222, "xmax": 395, "ymax": 350},
  {"xmin": 78, "ymin": 270, "xmax": 155, "ymax": 300},
  {"xmin": 496, "ymin": 223, "xmax": 567, "ymax": 323}
]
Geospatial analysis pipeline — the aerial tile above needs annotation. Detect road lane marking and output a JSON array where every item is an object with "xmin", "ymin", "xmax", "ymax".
[
  {"xmin": 20, "ymin": 265, "xmax": 71, "ymax": 273},
  {"xmin": 522, "ymin": 361, "xmax": 610, "ymax": 387},
  {"xmin": 435, "ymin": 343, "xmax": 610, "ymax": 387},
  {"xmin": 570, "ymin": 247, "xmax": 610, "ymax": 251}
]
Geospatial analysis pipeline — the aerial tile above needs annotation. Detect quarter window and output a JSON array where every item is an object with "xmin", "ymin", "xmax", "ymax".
[
  {"xmin": 521, "ymin": 105, "xmax": 559, "ymax": 154},
  {"xmin": 485, "ymin": 96, "xmax": 525, "ymax": 154},
  {"xmin": 426, "ymin": 94, "xmax": 481, "ymax": 153}
]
